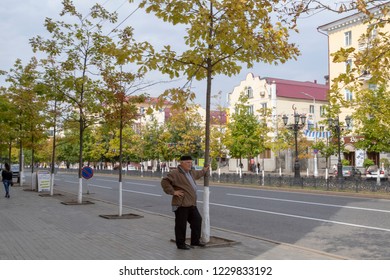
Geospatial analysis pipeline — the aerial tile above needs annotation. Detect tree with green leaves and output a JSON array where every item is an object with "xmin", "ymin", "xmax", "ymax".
[
  {"xmin": 209, "ymin": 109, "xmax": 227, "ymax": 171},
  {"xmin": 225, "ymin": 93, "xmax": 268, "ymax": 173},
  {"xmin": 142, "ymin": 118, "xmax": 165, "ymax": 169},
  {"xmin": 33, "ymin": 55, "xmax": 68, "ymax": 195},
  {"xmin": 4, "ymin": 58, "xmax": 49, "ymax": 186},
  {"xmin": 30, "ymin": 1, "xmax": 152, "ymax": 204},
  {"xmin": 0, "ymin": 87, "xmax": 18, "ymax": 163},
  {"xmin": 164, "ymin": 105, "xmax": 204, "ymax": 160},
  {"xmin": 137, "ymin": 0, "xmax": 300, "ymax": 242},
  {"xmin": 209, "ymin": 92, "xmax": 228, "ymax": 172}
]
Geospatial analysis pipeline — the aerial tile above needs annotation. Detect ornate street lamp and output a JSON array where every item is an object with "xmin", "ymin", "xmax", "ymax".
[
  {"xmin": 283, "ymin": 111, "xmax": 307, "ymax": 178},
  {"xmin": 328, "ymin": 116, "xmax": 351, "ymax": 179}
]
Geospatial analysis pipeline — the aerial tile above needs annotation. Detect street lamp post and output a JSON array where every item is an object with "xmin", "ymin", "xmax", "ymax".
[
  {"xmin": 328, "ymin": 116, "xmax": 351, "ymax": 179},
  {"xmin": 302, "ymin": 92, "xmax": 318, "ymax": 177},
  {"xmin": 283, "ymin": 110, "xmax": 307, "ymax": 178}
]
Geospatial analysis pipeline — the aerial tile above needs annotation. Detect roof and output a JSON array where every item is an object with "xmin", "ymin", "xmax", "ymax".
[
  {"xmin": 318, "ymin": 2, "xmax": 390, "ymax": 32},
  {"xmin": 264, "ymin": 77, "xmax": 329, "ymax": 101},
  {"xmin": 210, "ymin": 110, "xmax": 227, "ymax": 125}
]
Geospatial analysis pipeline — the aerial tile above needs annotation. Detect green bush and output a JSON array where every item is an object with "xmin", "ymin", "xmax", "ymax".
[
  {"xmin": 363, "ymin": 158, "xmax": 375, "ymax": 168},
  {"xmin": 341, "ymin": 159, "xmax": 350, "ymax": 166}
]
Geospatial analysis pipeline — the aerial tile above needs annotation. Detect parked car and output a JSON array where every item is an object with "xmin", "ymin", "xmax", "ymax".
[
  {"xmin": 365, "ymin": 165, "xmax": 388, "ymax": 180},
  {"xmin": 122, "ymin": 165, "xmax": 137, "ymax": 171},
  {"xmin": 334, "ymin": 166, "xmax": 361, "ymax": 177},
  {"xmin": 10, "ymin": 164, "xmax": 20, "ymax": 178}
]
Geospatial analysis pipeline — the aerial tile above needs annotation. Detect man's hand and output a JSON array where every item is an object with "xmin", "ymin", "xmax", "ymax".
[
  {"xmin": 203, "ymin": 164, "xmax": 210, "ymax": 172},
  {"xmin": 173, "ymin": 190, "xmax": 184, "ymax": 197}
]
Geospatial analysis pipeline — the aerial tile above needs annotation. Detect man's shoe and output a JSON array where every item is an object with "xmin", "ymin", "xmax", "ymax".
[
  {"xmin": 177, "ymin": 244, "xmax": 191, "ymax": 250},
  {"xmin": 191, "ymin": 242, "xmax": 206, "ymax": 247}
]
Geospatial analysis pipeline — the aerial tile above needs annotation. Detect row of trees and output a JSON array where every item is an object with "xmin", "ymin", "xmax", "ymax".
[{"xmin": 2, "ymin": 1, "xmax": 389, "ymax": 168}]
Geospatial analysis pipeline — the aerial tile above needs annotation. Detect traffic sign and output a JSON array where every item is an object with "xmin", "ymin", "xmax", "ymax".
[{"xmin": 82, "ymin": 166, "xmax": 94, "ymax": 180}]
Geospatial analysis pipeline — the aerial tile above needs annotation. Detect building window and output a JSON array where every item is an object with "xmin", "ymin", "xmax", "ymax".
[
  {"xmin": 247, "ymin": 105, "xmax": 254, "ymax": 115},
  {"xmin": 320, "ymin": 106, "xmax": 326, "ymax": 117},
  {"xmin": 368, "ymin": 84, "xmax": 377, "ymax": 90},
  {"xmin": 358, "ymin": 26, "xmax": 377, "ymax": 50},
  {"xmin": 345, "ymin": 89, "xmax": 353, "ymax": 101},
  {"xmin": 259, "ymin": 103, "xmax": 267, "ymax": 116},
  {"xmin": 246, "ymin": 87, "xmax": 253, "ymax": 98},
  {"xmin": 140, "ymin": 107, "xmax": 145, "ymax": 115},
  {"xmin": 260, "ymin": 149, "xmax": 271, "ymax": 159},
  {"xmin": 309, "ymin": 105, "xmax": 314, "ymax": 114},
  {"xmin": 345, "ymin": 31, "xmax": 352, "ymax": 46}
]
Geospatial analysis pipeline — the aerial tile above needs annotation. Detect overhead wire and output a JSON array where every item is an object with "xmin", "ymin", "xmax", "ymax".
[
  {"xmin": 107, "ymin": 6, "xmax": 140, "ymax": 36},
  {"xmin": 80, "ymin": 0, "xmax": 139, "ymax": 38}
]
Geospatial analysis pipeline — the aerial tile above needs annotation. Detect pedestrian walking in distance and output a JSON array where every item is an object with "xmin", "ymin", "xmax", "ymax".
[
  {"xmin": 2, "ymin": 163, "xmax": 13, "ymax": 198},
  {"xmin": 161, "ymin": 155, "xmax": 209, "ymax": 250}
]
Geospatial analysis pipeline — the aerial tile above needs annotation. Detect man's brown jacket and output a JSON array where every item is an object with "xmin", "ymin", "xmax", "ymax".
[{"xmin": 161, "ymin": 165, "xmax": 206, "ymax": 207}]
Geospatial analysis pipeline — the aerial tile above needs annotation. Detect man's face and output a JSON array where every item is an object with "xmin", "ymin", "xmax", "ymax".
[{"xmin": 180, "ymin": 160, "xmax": 193, "ymax": 171}]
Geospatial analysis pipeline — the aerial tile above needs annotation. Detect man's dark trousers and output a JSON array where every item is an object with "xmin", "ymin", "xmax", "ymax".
[{"xmin": 174, "ymin": 206, "xmax": 202, "ymax": 246}]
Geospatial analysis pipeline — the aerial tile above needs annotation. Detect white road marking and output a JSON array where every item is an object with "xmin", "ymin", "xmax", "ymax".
[
  {"xmin": 125, "ymin": 182, "xmax": 156, "ymax": 187},
  {"xmin": 95, "ymin": 179, "xmax": 116, "ymax": 183},
  {"xmin": 203, "ymin": 201, "xmax": 390, "ymax": 233},
  {"xmin": 95, "ymin": 178, "xmax": 156, "ymax": 187},
  {"xmin": 89, "ymin": 184, "xmax": 112, "ymax": 190},
  {"xmin": 122, "ymin": 189, "xmax": 162, "ymax": 197},
  {"xmin": 227, "ymin": 193, "xmax": 390, "ymax": 213}
]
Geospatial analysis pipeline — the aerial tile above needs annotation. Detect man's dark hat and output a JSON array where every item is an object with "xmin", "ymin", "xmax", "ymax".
[{"xmin": 180, "ymin": 155, "xmax": 192, "ymax": 161}]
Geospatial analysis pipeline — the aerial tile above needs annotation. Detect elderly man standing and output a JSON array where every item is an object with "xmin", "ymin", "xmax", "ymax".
[{"xmin": 161, "ymin": 155, "xmax": 209, "ymax": 250}]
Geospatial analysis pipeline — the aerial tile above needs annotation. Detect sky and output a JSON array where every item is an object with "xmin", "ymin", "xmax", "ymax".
[{"xmin": 0, "ymin": 0, "xmax": 345, "ymax": 108}]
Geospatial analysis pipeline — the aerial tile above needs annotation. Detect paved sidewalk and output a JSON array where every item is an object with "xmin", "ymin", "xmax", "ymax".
[{"xmin": 0, "ymin": 185, "xmax": 346, "ymax": 260}]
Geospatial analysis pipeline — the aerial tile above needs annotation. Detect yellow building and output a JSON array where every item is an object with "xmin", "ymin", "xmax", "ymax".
[{"xmin": 318, "ymin": 4, "xmax": 390, "ymax": 167}]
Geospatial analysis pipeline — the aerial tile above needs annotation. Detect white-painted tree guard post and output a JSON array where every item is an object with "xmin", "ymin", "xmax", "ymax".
[
  {"xmin": 377, "ymin": 168, "xmax": 381, "ymax": 186},
  {"xmin": 262, "ymin": 170, "xmax": 265, "ymax": 186},
  {"xmin": 31, "ymin": 172, "xmax": 37, "ymax": 191},
  {"xmin": 202, "ymin": 186, "xmax": 210, "ymax": 243},
  {"xmin": 119, "ymin": 181, "xmax": 123, "ymax": 216},
  {"xmin": 50, "ymin": 173, "xmax": 55, "ymax": 196},
  {"xmin": 77, "ymin": 178, "xmax": 83, "ymax": 204},
  {"xmin": 314, "ymin": 153, "xmax": 319, "ymax": 177},
  {"xmin": 20, "ymin": 170, "xmax": 25, "ymax": 187}
]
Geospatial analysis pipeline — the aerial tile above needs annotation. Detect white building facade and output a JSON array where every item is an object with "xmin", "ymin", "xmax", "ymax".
[{"xmin": 228, "ymin": 73, "xmax": 329, "ymax": 175}]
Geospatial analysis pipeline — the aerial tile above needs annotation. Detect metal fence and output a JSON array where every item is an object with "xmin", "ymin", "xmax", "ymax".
[
  {"xmin": 210, "ymin": 172, "xmax": 390, "ymax": 193},
  {"xmin": 57, "ymin": 168, "xmax": 390, "ymax": 194}
]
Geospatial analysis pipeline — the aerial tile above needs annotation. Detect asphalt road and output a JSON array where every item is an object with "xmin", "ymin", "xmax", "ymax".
[{"xmin": 44, "ymin": 172, "xmax": 390, "ymax": 259}]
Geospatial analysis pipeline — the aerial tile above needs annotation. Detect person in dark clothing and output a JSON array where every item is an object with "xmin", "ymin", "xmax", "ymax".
[
  {"xmin": 2, "ymin": 163, "xmax": 13, "ymax": 198},
  {"xmin": 161, "ymin": 155, "xmax": 209, "ymax": 250}
]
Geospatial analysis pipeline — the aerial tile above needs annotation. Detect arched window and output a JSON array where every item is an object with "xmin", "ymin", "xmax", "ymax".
[{"xmin": 246, "ymin": 86, "xmax": 253, "ymax": 98}]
